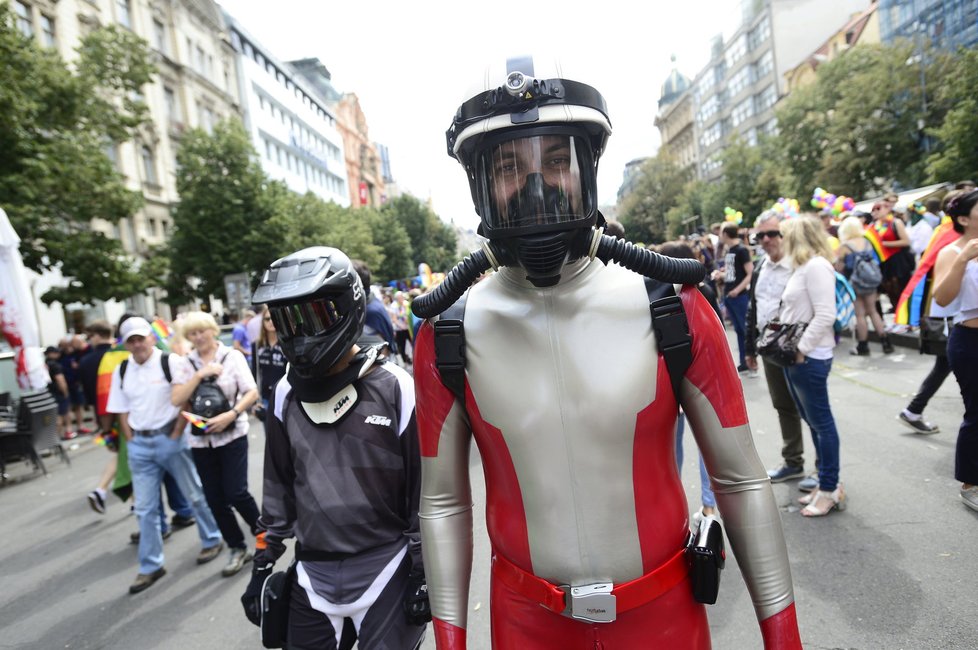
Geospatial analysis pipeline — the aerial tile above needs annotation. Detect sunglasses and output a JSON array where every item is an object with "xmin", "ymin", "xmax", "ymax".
[
  {"xmin": 269, "ymin": 297, "xmax": 345, "ymax": 340},
  {"xmin": 755, "ymin": 230, "xmax": 782, "ymax": 240}
]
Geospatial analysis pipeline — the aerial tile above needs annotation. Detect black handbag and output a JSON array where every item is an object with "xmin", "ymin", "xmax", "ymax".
[
  {"xmin": 260, "ymin": 560, "xmax": 296, "ymax": 649},
  {"xmin": 919, "ymin": 316, "xmax": 949, "ymax": 357},
  {"xmin": 756, "ymin": 317, "xmax": 807, "ymax": 368}
]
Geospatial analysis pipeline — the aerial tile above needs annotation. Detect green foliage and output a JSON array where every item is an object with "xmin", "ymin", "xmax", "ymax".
[
  {"xmin": 363, "ymin": 209, "xmax": 414, "ymax": 283},
  {"xmin": 0, "ymin": 6, "xmax": 155, "ymax": 304},
  {"xmin": 381, "ymin": 195, "xmax": 458, "ymax": 274},
  {"xmin": 166, "ymin": 119, "xmax": 287, "ymax": 305},
  {"xmin": 269, "ymin": 192, "xmax": 382, "ymax": 270},
  {"xmin": 926, "ymin": 47, "xmax": 978, "ymax": 183},
  {"xmin": 618, "ymin": 152, "xmax": 690, "ymax": 244}
]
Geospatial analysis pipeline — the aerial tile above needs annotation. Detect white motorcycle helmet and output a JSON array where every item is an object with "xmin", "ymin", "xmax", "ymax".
[{"xmin": 446, "ymin": 55, "xmax": 612, "ymax": 286}]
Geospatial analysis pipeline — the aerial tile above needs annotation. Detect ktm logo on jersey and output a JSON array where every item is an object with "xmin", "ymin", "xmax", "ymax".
[
  {"xmin": 364, "ymin": 415, "xmax": 392, "ymax": 426},
  {"xmin": 333, "ymin": 395, "xmax": 351, "ymax": 414}
]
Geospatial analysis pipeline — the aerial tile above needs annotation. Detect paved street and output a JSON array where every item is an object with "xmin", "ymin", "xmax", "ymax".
[{"xmin": 1, "ymin": 334, "xmax": 975, "ymax": 649}]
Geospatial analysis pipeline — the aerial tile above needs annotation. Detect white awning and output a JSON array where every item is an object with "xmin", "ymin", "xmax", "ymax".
[{"xmin": 851, "ymin": 182, "xmax": 952, "ymax": 214}]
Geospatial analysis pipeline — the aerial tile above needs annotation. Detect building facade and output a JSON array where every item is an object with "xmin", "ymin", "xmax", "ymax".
[
  {"xmin": 225, "ymin": 17, "xmax": 349, "ymax": 206},
  {"xmin": 11, "ymin": 0, "xmax": 241, "ymax": 337},
  {"xmin": 335, "ymin": 93, "xmax": 387, "ymax": 209},
  {"xmin": 654, "ymin": 64, "xmax": 697, "ymax": 176},
  {"xmin": 691, "ymin": 0, "xmax": 870, "ymax": 181},
  {"xmin": 784, "ymin": 3, "xmax": 880, "ymax": 93},
  {"xmin": 878, "ymin": 0, "xmax": 978, "ymax": 50}
]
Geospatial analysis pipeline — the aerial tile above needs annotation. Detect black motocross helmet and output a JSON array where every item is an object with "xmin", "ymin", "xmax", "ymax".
[
  {"xmin": 446, "ymin": 55, "xmax": 612, "ymax": 286},
  {"xmin": 251, "ymin": 247, "xmax": 366, "ymax": 379}
]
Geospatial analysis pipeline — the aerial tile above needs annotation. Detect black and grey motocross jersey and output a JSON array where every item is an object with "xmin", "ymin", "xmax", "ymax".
[{"xmin": 259, "ymin": 360, "xmax": 422, "ymax": 571}]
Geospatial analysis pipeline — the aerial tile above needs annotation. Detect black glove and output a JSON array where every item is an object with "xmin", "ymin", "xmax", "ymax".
[
  {"xmin": 241, "ymin": 562, "xmax": 273, "ymax": 627},
  {"xmin": 403, "ymin": 569, "xmax": 431, "ymax": 626}
]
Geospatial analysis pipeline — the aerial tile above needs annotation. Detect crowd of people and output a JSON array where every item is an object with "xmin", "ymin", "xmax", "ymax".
[{"xmin": 647, "ymin": 179, "xmax": 978, "ymax": 519}]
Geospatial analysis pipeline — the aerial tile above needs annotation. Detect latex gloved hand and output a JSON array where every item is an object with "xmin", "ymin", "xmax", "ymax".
[
  {"xmin": 241, "ymin": 561, "xmax": 273, "ymax": 626},
  {"xmin": 404, "ymin": 569, "xmax": 432, "ymax": 626}
]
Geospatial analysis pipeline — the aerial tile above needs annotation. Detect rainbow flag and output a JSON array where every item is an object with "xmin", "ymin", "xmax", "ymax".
[
  {"xmin": 181, "ymin": 410, "xmax": 210, "ymax": 432},
  {"xmin": 96, "ymin": 345, "xmax": 130, "ymax": 416},
  {"xmin": 863, "ymin": 216, "xmax": 900, "ymax": 263},
  {"xmin": 894, "ymin": 221, "xmax": 959, "ymax": 325},
  {"xmin": 151, "ymin": 318, "xmax": 172, "ymax": 342}
]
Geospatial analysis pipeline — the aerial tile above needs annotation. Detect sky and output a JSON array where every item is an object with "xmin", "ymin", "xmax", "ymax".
[{"xmin": 219, "ymin": 0, "xmax": 742, "ymax": 231}]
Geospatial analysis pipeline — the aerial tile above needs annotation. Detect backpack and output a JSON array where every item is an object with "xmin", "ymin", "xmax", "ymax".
[
  {"xmin": 834, "ymin": 272, "xmax": 857, "ymax": 336},
  {"xmin": 849, "ymin": 249, "xmax": 882, "ymax": 295},
  {"xmin": 119, "ymin": 353, "xmax": 171, "ymax": 386},
  {"xmin": 187, "ymin": 354, "xmax": 232, "ymax": 419},
  {"xmin": 433, "ymin": 280, "xmax": 694, "ymax": 405}
]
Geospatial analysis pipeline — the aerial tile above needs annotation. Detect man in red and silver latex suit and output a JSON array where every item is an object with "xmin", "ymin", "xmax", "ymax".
[{"xmin": 413, "ymin": 56, "xmax": 802, "ymax": 649}]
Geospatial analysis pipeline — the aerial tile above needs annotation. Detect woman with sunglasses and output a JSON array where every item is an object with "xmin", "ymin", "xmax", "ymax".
[
  {"xmin": 836, "ymin": 216, "xmax": 890, "ymax": 355},
  {"xmin": 170, "ymin": 311, "xmax": 261, "ymax": 577},
  {"xmin": 253, "ymin": 305, "xmax": 286, "ymax": 424}
]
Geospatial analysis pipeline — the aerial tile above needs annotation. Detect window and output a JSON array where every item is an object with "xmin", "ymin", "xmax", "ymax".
[
  {"xmin": 164, "ymin": 86, "xmax": 180, "ymax": 123},
  {"xmin": 116, "ymin": 0, "xmax": 131, "ymax": 29},
  {"xmin": 755, "ymin": 84, "xmax": 777, "ymax": 113},
  {"xmin": 141, "ymin": 146, "xmax": 158, "ymax": 185},
  {"xmin": 728, "ymin": 66, "xmax": 750, "ymax": 98},
  {"xmin": 264, "ymin": 139, "xmax": 272, "ymax": 160},
  {"xmin": 104, "ymin": 140, "xmax": 119, "ymax": 171},
  {"xmin": 14, "ymin": 1, "xmax": 33, "ymax": 37},
  {"xmin": 725, "ymin": 35, "xmax": 746, "ymax": 68},
  {"xmin": 40, "ymin": 14, "xmax": 55, "ymax": 47},
  {"xmin": 696, "ymin": 95, "xmax": 719, "ymax": 125},
  {"xmin": 195, "ymin": 46, "xmax": 205, "ymax": 74},
  {"xmin": 731, "ymin": 97, "xmax": 754, "ymax": 127},
  {"xmin": 153, "ymin": 19, "xmax": 166, "ymax": 54},
  {"xmin": 748, "ymin": 16, "xmax": 770, "ymax": 51},
  {"xmin": 752, "ymin": 50, "xmax": 773, "ymax": 81},
  {"xmin": 148, "ymin": 217, "xmax": 158, "ymax": 238}
]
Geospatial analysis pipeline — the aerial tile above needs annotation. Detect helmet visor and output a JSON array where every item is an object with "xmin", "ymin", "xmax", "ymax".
[
  {"xmin": 270, "ymin": 297, "xmax": 344, "ymax": 340},
  {"xmin": 476, "ymin": 133, "xmax": 590, "ymax": 233}
]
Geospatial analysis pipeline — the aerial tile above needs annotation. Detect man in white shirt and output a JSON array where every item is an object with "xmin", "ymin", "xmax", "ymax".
[
  {"xmin": 745, "ymin": 212, "xmax": 807, "ymax": 487},
  {"xmin": 107, "ymin": 317, "xmax": 224, "ymax": 594}
]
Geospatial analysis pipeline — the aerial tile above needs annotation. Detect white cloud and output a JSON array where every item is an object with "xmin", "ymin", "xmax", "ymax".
[{"xmin": 219, "ymin": 0, "xmax": 738, "ymax": 233}]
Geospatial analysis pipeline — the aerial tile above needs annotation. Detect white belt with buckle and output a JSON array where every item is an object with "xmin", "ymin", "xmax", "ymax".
[{"xmin": 561, "ymin": 583, "xmax": 617, "ymax": 623}]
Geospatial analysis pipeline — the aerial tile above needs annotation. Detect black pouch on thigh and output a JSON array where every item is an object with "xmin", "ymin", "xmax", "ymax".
[{"xmin": 261, "ymin": 560, "xmax": 297, "ymax": 649}]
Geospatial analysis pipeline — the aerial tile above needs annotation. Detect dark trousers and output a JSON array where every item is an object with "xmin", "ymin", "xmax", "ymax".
[
  {"xmin": 159, "ymin": 470, "xmax": 194, "ymax": 530},
  {"xmin": 906, "ymin": 354, "xmax": 952, "ymax": 415},
  {"xmin": 948, "ymin": 326, "xmax": 978, "ymax": 485},
  {"xmin": 762, "ymin": 356, "xmax": 804, "ymax": 468},
  {"xmin": 192, "ymin": 435, "xmax": 261, "ymax": 550},
  {"xmin": 394, "ymin": 330, "xmax": 411, "ymax": 364},
  {"xmin": 725, "ymin": 293, "xmax": 749, "ymax": 365}
]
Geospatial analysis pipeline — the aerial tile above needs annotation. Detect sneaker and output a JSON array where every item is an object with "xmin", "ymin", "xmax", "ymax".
[
  {"xmin": 898, "ymin": 411, "xmax": 939, "ymax": 435},
  {"xmin": 747, "ymin": 368, "xmax": 759, "ymax": 378},
  {"xmin": 736, "ymin": 363, "xmax": 749, "ymax": 373},
  {"xmin": 798, "ymin": 474, "xmax": 819, "ymax": 492},
  {"xmin": 221, "ymin": 547, "xmax": 253, "ymax": 577},
  {"xmin": 129, "ymin": 567, "xmax": 166, "ymax": 594},
  {"xmin": 197, "ymin": 541, "xmax": 224, "ymax": 565},
  {"xmin": 961, "ymin": 486, "xmax": 978, "ymax": 512},
  {"xmin": 62, "ymin": 430, "xmax": 78, "ymax": 440},
  {"xmin": 130, "ymin": 528, "xmax": 171, "ymax": 544},
  {"xmin": 170, "ymin": 514, "xmax": 197, "ymax": 528},
  {"xmin": 87, "ymin": 490, "xmax": 106, "ymax": 514},
  {"xmin": 767, "ymin": 465, "xmax": 805, "ymax": 483}
]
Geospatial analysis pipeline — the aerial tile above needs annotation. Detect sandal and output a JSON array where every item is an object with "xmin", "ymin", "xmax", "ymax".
[
  {"xmin": 800, "ymin": 486, "xmax": 846, "ymax": 517},
  {"xmin": 798, "ymin": 490, "xmax": 818, "ymax": 506}
]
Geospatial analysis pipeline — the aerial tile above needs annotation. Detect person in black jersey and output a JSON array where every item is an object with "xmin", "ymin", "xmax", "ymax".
[{"xmin": 242, "ymin": 246, "xmax": 429, "ymax": 650}]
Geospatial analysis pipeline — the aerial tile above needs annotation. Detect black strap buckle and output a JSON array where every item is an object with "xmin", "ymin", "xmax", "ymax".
[
  {"xmin": 650, "ymin": 295, "xmax": 693, "ymax": 400},
  {"xmin": 434, "ymin": 319, "xmax": 466, "ymax": 403}
]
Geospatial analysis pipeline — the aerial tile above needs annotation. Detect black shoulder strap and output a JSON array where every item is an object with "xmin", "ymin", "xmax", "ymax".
[
  {"xmin": 645, "ymin": 279, "xmax": 694, "ymax": 401},
  {"xmin": 161, "ymin": 353, "xmax": 171, "ymax": 383},
  {"xmin": 119, "ymin": 359, "xmax": 129, "ymax": 385},
  {"xmin": 433, "ymin": 292, "xmax": 468, "ymax": 403}
]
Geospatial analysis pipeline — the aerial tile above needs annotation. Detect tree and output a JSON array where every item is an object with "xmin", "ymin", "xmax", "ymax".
[
  {"xmin": 666, "ymin": 179, "xmax": 724, "ymax": 238},
  {"xmin": 363, "ymin": 209, "xmax": 414, "ymax": 283},
  {"xmin": 716, "ymin": 135, "xmax": 784, "ymax": 222},
  {"xmin": 775, "ymin": 42, "xmax": 953, "ymax": 199},
  {"xmin": 0, "ymin": 7, "xmax": 156, "ymax": 304},
  {"xmin": 381, "ymin": 195, "xmax": 458, "ymax": 274},
  {"xmin": 617, "ymin": 152, "xmax": 689, "ymax": 244},
  {"xmin": 926, "ymin": 47, "xmax": 978, "ymax": 183},
  {"xmin": 166, "ymin": 119, "xmax": 288, "ymax": 306}
]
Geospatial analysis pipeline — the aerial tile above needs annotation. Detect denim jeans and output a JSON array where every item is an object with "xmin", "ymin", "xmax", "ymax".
[
  {"xmin": 192, "ymin": 435, "xmax": 261, "ymax": 551},
  {"xmin": 784, "ymin": 357, "xmax": 840, "ymax": 492},
  {"xmin": 947, "ymin": 326, "xmax": 978, "ymax": 484},
  {"xmin": 129, "ymin": 432, "xmax": 222, "ymax": 574},
  {"xmin": 675, "ymin": 413, "xmax": 716, "ymax": 508},
  {"xmin": 725, "ymin": 292, "xmax": 749, "ymax": 366}
]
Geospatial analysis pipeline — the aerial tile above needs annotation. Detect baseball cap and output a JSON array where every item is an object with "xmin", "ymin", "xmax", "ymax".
[{"xmin": 119, "ymin": 317, "xmax": 152, "ymax": 342}]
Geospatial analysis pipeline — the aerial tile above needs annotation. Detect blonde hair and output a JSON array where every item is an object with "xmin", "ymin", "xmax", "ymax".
[
  {"xmin": 781, "ymin": 217, "xmax": 834, "ymax": 267},
  {"xmin": 179, "ymin": 311, "xmax": 220, "ymax": 336},
  {"xmin": 837, "ymin": 216, "xmax": 866, "ymax": 243}
]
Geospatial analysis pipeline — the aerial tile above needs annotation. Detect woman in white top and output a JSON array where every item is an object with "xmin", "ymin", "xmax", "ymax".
[
  {"xmin": 170, "ymin": 311, "xmax": 260, "ymax": 576},
  {"xmin": 932, "ymin": 189, "xmax": 978, "ymax": 512},
  {"xmin": 779, "ymin": 217, "xmax": 846, "ymax": 517}
]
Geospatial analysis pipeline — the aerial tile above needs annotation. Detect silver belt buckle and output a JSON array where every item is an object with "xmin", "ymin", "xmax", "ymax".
[{"xmin": 562, "ymin": 583, "xmax": 616, "ymax": 623}]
